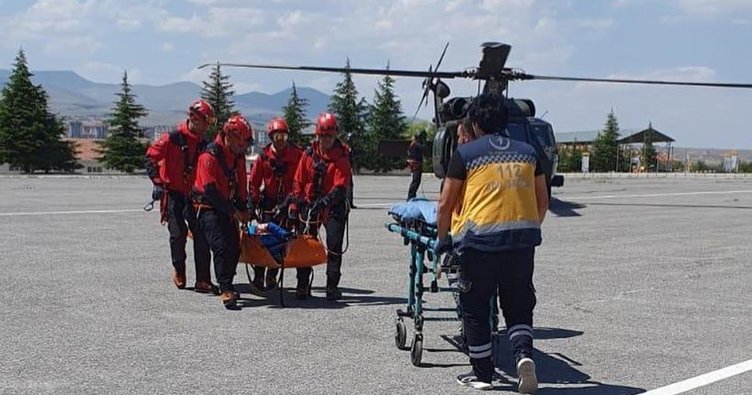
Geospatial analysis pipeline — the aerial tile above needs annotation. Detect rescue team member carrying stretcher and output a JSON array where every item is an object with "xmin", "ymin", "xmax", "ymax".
[
  {"xmin": 145, "ymin": 99, "xmax": 217, "ymax": 294},
  {"xmin": 289, "ymin": 112, "xmax": 352, "ymax": 301},
  {"xmin": 247, "ymin": 117, "xmax": 303, "ymax": 292},
  {"xmin": 192, "ymin": 115, "xmax": 253, "ymax": 309}
]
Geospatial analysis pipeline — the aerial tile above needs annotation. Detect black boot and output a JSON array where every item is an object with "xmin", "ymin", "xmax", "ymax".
[{"xmin": 325, "ymin": 276, "xmax": 342, "ymax": 301}]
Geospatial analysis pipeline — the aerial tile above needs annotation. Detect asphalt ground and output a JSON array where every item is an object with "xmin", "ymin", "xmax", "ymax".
[{"xmin": 0, "ymin": 175, "xmax": 750, "ymax": 394}]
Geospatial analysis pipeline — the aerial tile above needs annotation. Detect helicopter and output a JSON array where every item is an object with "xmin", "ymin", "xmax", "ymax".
[{"xmin": 198, "ymin": 42, "xmax": 752, "ymax": 192}]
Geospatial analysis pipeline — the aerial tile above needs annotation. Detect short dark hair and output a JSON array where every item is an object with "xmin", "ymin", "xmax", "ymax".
[{"xmin": 468, "ymin": 93, "xmax": 508, "ymax": 134}]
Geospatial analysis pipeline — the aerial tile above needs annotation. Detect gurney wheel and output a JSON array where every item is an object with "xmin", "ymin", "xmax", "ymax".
[
  {"xmin": 410, "ymin": 334, "xmax": 423, "ymax": 367},
  {"xmin": 395, "ymin": 318, "xmax": 407, "ymax": 350}
]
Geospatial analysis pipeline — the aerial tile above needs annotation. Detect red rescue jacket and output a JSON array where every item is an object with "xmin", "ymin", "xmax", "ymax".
[
  {"xmin": 248, "ymin": 143, "xmax": 303, "ymax": 209},
  {"xmin": 145, "ymin": 121, "xmax": 204, "ymax": 195},
  {"xmin": 292, "ymin": 139, "xmax": 351, "ymax": 221},
  {"xmin": 192, "ymin": 137, "xmax": 248, "ymax": 216}
]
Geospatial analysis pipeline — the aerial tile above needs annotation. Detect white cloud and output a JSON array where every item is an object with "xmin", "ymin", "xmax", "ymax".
[
  {"xmin": 117, "ymin": 18, "xmax": 141, "ymax": 31},
  {"xmin": 574, "ymin": 18, "xmax": 614, "ymax": 30},
  {"xmin": 158, "ymin": 6, "xmax": 264, "ymax": 37},
  {"xmin": 161, "ymin": 42, "xmax": 174, "ymax": 52},
  {"xmin": 673, "ymin": 0, "xmax": 752, "ymax": 15}
]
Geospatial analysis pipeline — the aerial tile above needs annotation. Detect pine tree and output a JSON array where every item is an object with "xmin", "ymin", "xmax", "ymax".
[
  {"xmin": 99, "ymin": 71, "xmax": 148, "ymax": 173},
  {"xmin": 592, "ymin": 109, "xmax": 620, "ymax": 172},
  {"xmin": 0, "ymin": 49, "xmax": 77, "ymax": 173},
  {"xmin": 366, "ymin": 65, "xmax": 407, "ymax": 172},
  {"xmin": 201, "ymin": 62, "xmax": 236, "ymax": 140},
  {"xmin": 282, "ymin": 81, "xmax": 310, "ymax": 146},
  {"xmin": 328, "ymin": 58, "xmax": 367, "ymax": 171}
]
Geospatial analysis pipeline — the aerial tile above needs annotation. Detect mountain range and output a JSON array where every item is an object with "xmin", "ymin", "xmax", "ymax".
[{"xmin": 0, "ymin": 69, "xmax": 331, "ymax": 126}]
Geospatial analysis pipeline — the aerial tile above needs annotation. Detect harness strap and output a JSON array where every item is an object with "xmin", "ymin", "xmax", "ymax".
[
  {"xmin": 169, "ymin": 130, "xmax": 204, "ymax": 184},
  {"xmin": 206, "ymin": 142, "xmax": 241, "ymax": 197}
]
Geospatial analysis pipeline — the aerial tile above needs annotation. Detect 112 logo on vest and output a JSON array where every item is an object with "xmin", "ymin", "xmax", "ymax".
[{"xmin": 484, "ymin": 164, "xmax": 530, "ymax": 192}]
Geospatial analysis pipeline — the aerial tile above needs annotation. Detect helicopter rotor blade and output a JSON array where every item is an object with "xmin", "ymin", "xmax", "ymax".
[
  {"xmin": 199, "ymin": 62, "xmax": 468, "ymax": 79},
  {"xmin": 523, "ymin": 74, "xmax": 752, "ymax": 89},
  {"xmin": 435, "ymin": 42, "xmax": 449, "ymax": 73}
]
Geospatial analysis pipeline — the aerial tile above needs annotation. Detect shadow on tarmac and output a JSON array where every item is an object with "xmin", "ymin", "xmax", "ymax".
[
  {"xmin": 232, "ymin": 285, "xmax": 405, "ymax": 310},
  {"xmin": 548, "ymin": 198, "xmax": 587, "ymax": 217},
  {"xmin": 491, "ymin": 328, "xmax": 645, "ymax": 394},
  {"xmin": 416, "ymin": 327, "xmax": 645, "ymax": 394}
]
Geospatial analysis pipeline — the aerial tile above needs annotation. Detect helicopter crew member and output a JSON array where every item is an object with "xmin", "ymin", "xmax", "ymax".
[
  {"xmin": 436, "ymin": 94, "xmax": 549, "ymax": 393},
  {"xmin": 145, "ymin": 99, "xmax": 216, "ymax": 293},
  {"xmin": 192, "ymin": 115, "xmax": 253, "ymax": 309},
  {"xmin": 406, "ymin": 131, "xmax": 426, "ymax": 200},
  {"xmin": 289, "ymin": 112, "xmax": 352, "ymax": 301},
  {"xmin": 247, "ymin": 117, "xmax": 303, "ymax": 292}
]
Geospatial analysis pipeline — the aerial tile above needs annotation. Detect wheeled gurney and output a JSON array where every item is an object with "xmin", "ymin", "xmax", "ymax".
[
  {"xmin": 386, "ymin": 198, "xmax": 501, "ymax": 367},
  {"xmin": 385, "ymin": 199, "xmax": 455, "ymax": 366}
]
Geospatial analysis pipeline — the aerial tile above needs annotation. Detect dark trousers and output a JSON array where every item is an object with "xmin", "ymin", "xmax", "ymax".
[
  {"xmin": 198, "ymin": 209, "xmax": 239, "ymax": 293},
  {"xmin": 459, "ymin": 247, "xmax": 537, "ymax": 383},
  {"xmin": 166, "ymin": 191, "xmax": 210, "ymax": 282},
  {"xmin": 347, "ymin": 174, "xmax": 355, "ymax": 207},
  {"xmin": 297, "ymin": 204, "xmax": 348, "ymax": 289},
  {"xmin": 407, "ymin": 170, "xmax": 422, "ymax": 200},
  {"xmin": 252, "ymin": 210, "xmax": 280, "ymax": 282}
]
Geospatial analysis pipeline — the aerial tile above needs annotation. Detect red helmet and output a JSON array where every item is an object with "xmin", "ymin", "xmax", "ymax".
[
  {"xmin": 267, "ymin": 117, "xmax": 289, "ymax": 137},
  {"xmin": 223, "ymin": 115, "xmax": 253, "ymax": 144},
  {"xmin": 315, "ymin": 112, "xmax": 338, "ymax": 136},
  {"xmin": 189, "ymin": 99, "xmax": 216, "ymax": 125}
]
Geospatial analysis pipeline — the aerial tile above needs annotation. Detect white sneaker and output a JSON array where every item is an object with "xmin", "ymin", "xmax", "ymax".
[
  {"xmin": 456, "ymin": 372, "xmax": 493, "ymax": 391},
  {"xmin": 516, "ymin": 357, "xmax": 538, "ymax": 394}
]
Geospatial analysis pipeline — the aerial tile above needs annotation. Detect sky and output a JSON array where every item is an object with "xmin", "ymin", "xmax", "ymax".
[{"xmin": 1, "ymin": 0, "xmax": 751, "ymax": 149}]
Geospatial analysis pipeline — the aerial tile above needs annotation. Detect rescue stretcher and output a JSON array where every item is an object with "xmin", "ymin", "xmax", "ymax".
[
  {"xmin": 386, "ymin": 199, "xmax": 500, "ymax": 367},
  {"xmin": 238, "ymin": 210, "xmax": 328, "ymax": 306}
]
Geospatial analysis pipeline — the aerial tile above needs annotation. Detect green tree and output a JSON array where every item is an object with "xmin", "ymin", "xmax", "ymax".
[
  {"xmin": 282, "ymin": 81, "xmax": 310, "ymax": 146},
  {"xmin": 328, "ymin": 58, "xmax": 368, "ymax": 172},
  {"xmin": 558, "ymin": 148, "xmax": 582, "ymax": 172},
  {"xmin": 640, "ymin": 129, "xmax": 657, "ymax": 172},
  {"xmin": 201, "ymin": 62, "xmax": 236, "ymax": 140},
  {"xmin": 99, "ymin": 71, "xmax": 148, "ymax": 173},
  {"xmin": 737, "ymin": 160, "xmax": 752, "ymax": 173},
  {"xmin": 0, "ymin": 49, "xmax": 77, "ymax": 173},
  {"xmin": 592, "ymin": 109, "xmax": 620, "ymax": 172},
  {"xmin": 365, "ymin": 66, "xmax": 407, "ymax": 172}
]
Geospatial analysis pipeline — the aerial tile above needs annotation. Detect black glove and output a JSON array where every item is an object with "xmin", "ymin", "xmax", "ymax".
[
  {"xmin": 152, "ymin": 184, "xmax": 165, "ymax": 201},
  {"xmin": 434, "ymin": 235, "xmax": 453, "ymax": 256}
]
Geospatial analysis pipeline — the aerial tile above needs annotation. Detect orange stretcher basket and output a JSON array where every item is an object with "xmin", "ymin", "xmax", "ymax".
[{"xmin": 238, "ymin": 231, "xmax": 327, "ymax": 268}]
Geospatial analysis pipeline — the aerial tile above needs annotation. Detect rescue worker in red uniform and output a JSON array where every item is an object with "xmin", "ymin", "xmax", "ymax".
[
  {"xmin": 192, "ymin": 115, "xmax": 252, "ymax": 309},
  {"xmin": 247, "ymin": 117, "xmax": 303, "ymax": 292},
  {"xmin": 145, "ymin": 99, "xmax": 217, "ymax": 293},
  {"xmin": 290, "ymin": 113, "xmax": 352, "ymax": 301}
]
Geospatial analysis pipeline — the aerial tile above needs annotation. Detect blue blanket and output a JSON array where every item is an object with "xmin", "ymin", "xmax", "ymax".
[{"xmin": 389, "ymin": 198, "xmax": 437, "ymax": 226}]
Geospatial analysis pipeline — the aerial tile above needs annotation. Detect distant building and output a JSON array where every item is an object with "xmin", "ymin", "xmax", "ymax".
[
  {"xmin": 69, "ymin": 139, "xmax": 106, "ymax": 173},
  {"xmin": 556, "ymin": 124, "xmax": 676, "ymax": 172},
  {"xmin": 66, "ymin": 118, "xmax": 109, "ymax": 139}
]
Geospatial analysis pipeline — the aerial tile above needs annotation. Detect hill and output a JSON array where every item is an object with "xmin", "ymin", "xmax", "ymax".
[{"xmin": 0, "ymin": 69, "xmax": 330, "ymax": 125}]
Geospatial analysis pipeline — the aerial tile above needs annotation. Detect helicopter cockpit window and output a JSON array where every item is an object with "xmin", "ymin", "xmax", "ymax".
[{"xmin": 530, "ymin": 124, "xmax": 554, "ymax": 148}]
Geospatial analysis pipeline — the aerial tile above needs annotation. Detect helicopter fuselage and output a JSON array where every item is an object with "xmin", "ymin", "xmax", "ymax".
[{"xmin": 432, "ymin": 97, "xmax": 564, "ymax": 191}]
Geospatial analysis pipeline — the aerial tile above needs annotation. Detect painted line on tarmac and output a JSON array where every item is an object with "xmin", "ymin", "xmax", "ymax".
[
  {"xmin": 563, "ymin": 190, "xmax": 752, "ymax": 200},
  {"xmin": 0, "ymin": 209, "xmax": 144, "ymax": 217},
  {"xmin": 642, "ymin": 359, "xmax": 752, "ymax": 395}
]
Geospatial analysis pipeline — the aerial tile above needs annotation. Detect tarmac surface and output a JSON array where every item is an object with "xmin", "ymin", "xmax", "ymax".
[{"xmin": 1, "ymin": 174, "xmax": 750, "ymax": 394}]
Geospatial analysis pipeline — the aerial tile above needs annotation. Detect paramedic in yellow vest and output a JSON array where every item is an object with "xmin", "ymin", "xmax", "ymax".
[{"xmin": 436, "ymin": 93, "xmax": 549, "ymax": 393}]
